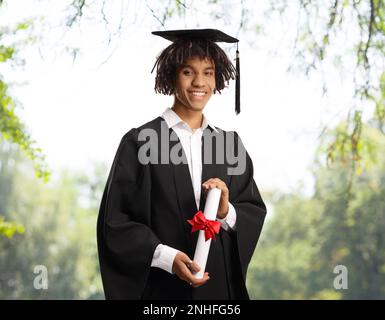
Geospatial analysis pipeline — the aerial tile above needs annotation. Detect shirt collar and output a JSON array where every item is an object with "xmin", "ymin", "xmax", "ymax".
[{"xmin": 161, "ymin": 107, "xmax": 219, "ymax": 133}]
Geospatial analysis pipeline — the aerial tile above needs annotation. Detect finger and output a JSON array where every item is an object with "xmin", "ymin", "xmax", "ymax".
[
  {"xmin": 218, "ymin": 185, "xmax": 229, "ymax": 196},
  {"xmin": 215, "ymin": 180, "xmax": 226, "ymax": 189},
  {"xmin": 212, "ymin": 184, "xmax": 226, "ymax": 194},
  {"xmin": 184, "ymin": 259, "xmax": 193, "ymax": 270},
  {"xmin": 190, "ymin": 261, "xmax": 201, "ymax": 273},
  {"xmin": 202, "ymin": 184, "xmax": 212, "ymax": 196},
  {"xmin": 184, "ymin": 267, "xmax": 208, "ymax": 285},
  {"xmin": 176, "ymin": 255, "xmax": 194, "ymax": 278},
  {"xmin": 202, "ymin": 179, "xmax": 217, "ymax": 188},
  {"xmin": 181, "ymin": 259, "xmax": 195, "ymax": 276},
  {"xmin": 192, "ymin": 272, "xmax": 210, "ymax": 284},
  {"xmin": 198, "ymin": 272, "xmax": 210, "ymax": 282},
  {"xmin": 178, "ymin": 264, "xmax": 194, "ymax": 283},
  {"xmin": 182, "ymin": 268, "xmax": 199, "ymax": 285},
  {"xmin": 202, "ymin": 178, "xmax": 215, "ymax": 184},
  {"xmin": 191, "ymin": 272, "xmax": 210, "ymax": 287},
  {"xmin": 204, "ymin": 183, "xmax": 218, "ymax": 190},
  {"xmin": 202, "ymin": 183, "xmax": 210, "ymax": 190},
  {"xmin": 215, "ymin": 183, "xmax": 225, "ymax": 191},
  {"xmin": 219, "ymin": 186, "xmax": 228, "ymax": 196}
]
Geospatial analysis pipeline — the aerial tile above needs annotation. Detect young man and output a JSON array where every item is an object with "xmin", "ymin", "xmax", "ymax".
[{"xmin": 97, "ymin": 29, "xmax": 266, "ymax": 300}]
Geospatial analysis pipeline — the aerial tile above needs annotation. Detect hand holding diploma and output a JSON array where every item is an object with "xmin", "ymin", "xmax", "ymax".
[
  {"xmin": 202, "ymin": 178, "xmax": 230, "ymax": 219},
  {"xmin": 192, "ymin": 178, "xmax": 230, "ymax": 279},
  {"xmin": 172, "ymin": 178, "xmax": 230, "ymax": 285},
  {"xmin": 172, "ymin": 252, "xmax": 210, "ymax": 288}
]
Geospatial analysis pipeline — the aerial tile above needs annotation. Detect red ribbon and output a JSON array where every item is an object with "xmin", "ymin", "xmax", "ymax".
[{"xmin": 187, "ymin": 210, "xmax": 221, "ymax": 241}]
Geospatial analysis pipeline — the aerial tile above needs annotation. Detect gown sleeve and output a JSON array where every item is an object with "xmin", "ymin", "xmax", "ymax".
[
  {"xmin": 97, "ymin": 128, "xmax": 161, "ymax": 299},
  {"xmin": 228, "ymin": 131, "xmax": 267, "ymax": 281}
]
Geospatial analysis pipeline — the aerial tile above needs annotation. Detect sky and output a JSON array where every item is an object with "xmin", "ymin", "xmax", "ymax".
[{"xmin": 0, "ymin": 0, "xmax": 355, "ymax": 197}]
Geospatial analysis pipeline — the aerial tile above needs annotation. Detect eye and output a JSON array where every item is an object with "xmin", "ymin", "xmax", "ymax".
[
  {"xmin": 205, "ymin": 71, "xmax": 214, "ymax": 76},
  {"xmin": 182, "ymin": 69, "xmax": 193, "ymax": 76}
]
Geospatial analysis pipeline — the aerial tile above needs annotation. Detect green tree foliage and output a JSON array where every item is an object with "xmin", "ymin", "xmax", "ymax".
[
  {"xmin": 248, "ymin": 125, "xmax": 385, "ymax": 299},
  {"xmin": 0, "ymin": 6, "xmax": 50, "ymax": 238},
  {"xmin": 0, "ymin": 216, "xmax": 24, "ymax": 238},
  {"xmin": 0, "ymin": 21, "xmax": 50, "ymax": 183},
  {"xmin": 0, "ymin": 142, "xmax": 104, "ymax": 298},
  {"xmin": 268, "ymin": 0, "xmax": 385, "ymax": 171}
]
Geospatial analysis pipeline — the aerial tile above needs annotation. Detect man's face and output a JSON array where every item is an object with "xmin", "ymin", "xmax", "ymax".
[{"xmin": 174, "ymin": 56, "xmax": 216, "ymax": 111}]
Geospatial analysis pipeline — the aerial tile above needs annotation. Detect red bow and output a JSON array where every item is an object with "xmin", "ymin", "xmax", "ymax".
[{"xmin": 187, "ymin": 210, "xmax": 221, "ymax": 241}]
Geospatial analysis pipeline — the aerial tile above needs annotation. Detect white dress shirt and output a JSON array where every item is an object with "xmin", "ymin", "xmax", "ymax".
[{"xmin": 150, "ymin": 107, "xmax": 237, "ymax": 274}]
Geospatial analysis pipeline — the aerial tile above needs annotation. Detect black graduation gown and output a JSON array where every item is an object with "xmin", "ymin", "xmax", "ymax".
[{"xmin": 97, "ymin": 116, "xmax": 266, "ymax": 300}]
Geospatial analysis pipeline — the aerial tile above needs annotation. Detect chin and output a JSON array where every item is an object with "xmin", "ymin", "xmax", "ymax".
[
  {"xmin": 189, "ymin": 102, "xmax": 207, "ymax": 110},
  {"xmin": 192, "ymin": 105, "xmax": 205, "ymax": 110}
]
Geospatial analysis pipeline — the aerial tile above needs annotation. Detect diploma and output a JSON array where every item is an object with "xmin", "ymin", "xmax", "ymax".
[{"xmin": 192, "ymin": 188, "xmax": 221, "ymax": 279}]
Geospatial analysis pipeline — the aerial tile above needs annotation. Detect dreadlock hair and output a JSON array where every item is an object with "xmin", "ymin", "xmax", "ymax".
[{"xmin": 152, "ymin": 39, "xmax": 236, "ymax": 95}]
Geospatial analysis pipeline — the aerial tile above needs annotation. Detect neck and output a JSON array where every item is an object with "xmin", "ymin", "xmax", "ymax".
[{"xmin": 171, "ymin": 103, "xmax": 203, "ymax": 130}]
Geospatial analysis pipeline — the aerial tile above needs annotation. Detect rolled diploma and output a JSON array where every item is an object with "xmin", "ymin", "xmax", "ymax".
[{"xmin": 193, "ymin": 187, "xmax": 222, "ymax": 279}]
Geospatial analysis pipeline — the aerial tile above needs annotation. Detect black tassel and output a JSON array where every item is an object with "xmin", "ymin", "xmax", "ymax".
[{"xmin": 235, "ymin": 43, "xmax": 240, "ymax": 115}]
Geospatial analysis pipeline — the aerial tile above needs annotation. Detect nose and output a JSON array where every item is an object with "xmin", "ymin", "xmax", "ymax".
[{"xmin": 192, "ymin": 73, "xmax": 205, "ymax": 87}]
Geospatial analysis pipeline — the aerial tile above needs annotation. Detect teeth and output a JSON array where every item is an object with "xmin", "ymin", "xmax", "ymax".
[{"xmin": 190, "ymin": 91, "xmax": 205, "ymax": 96}]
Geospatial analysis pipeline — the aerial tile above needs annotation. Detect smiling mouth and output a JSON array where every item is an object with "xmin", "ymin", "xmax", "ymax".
[{"xmin": 188, "ymin": 91, "xmax": 207, "ymax": 97}]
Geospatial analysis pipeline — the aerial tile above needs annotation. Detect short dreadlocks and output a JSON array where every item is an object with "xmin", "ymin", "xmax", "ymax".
[{"xmin": 152, "ymin": 39, "xmax": 236, "ymax": 95}]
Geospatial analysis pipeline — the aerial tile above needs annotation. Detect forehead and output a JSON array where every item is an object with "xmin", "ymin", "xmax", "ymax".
[{"xmin": 182, "ymin": 56, "xmax": 215, "ymax": 68}]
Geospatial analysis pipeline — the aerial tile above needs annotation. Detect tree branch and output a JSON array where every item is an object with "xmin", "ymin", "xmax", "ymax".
[
  {"xmin": 363, "ymin": 0, "xmax": 375, "ymax": 69},
  {"xmin": 145, "ymin": 0, "xmax": 167, "ymax": 28},
  {"xmin": 67, "ymin": 0, "xmax": 86, "ymax": 27}
]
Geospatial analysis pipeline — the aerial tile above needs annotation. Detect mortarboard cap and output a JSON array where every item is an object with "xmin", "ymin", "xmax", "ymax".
[{"xmin": 152, "ymin": 28, "xmax": 241, "ymax": 115}]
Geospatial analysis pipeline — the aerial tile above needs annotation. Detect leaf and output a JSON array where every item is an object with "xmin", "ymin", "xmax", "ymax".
[
  {"xmin": 0, "ymin": 215, "xmax": 25, "ymax": 239},
  {"xmin": 0, "ymin": 79, "xmax": 51, "ymax": 181}
]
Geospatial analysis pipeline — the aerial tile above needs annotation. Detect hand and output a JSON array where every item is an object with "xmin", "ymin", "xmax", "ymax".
[
  {"xmin": 172, "ymin": 251, "xmax": 210, "ymax": 288},
  {"xmin": 202, "ymin": 178, "xmax": 229, "ymax": 219}
]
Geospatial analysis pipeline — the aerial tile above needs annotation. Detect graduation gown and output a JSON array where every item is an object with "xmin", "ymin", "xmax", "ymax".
[{"xmin": 97, "ymin": 116, "xmax": 266, "ymax": 300}]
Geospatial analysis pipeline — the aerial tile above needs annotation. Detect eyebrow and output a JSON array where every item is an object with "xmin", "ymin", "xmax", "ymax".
[{"xmin": 181, "ymin": 64, "xmax": 215, "ymax": 71}]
